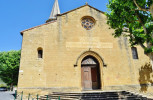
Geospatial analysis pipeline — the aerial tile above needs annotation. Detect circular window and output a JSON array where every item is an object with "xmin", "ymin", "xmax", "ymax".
[{"xmin": 81, "ymin": 17, "xmax": 95, "ymax": 30}]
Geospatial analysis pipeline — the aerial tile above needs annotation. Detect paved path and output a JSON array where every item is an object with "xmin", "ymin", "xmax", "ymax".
[{"xmin": 0, "ymin": 91, "xmax": 15, "ymax": 100}]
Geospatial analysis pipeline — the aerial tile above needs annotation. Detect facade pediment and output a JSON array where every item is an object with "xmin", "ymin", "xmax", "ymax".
[
  {"xmin": 21, "ymin": 4, "xmax": 105, "ymax": 35},
  {"xmin": 57, "ymin": 4, "xmax": 104, "ymax": 16}
]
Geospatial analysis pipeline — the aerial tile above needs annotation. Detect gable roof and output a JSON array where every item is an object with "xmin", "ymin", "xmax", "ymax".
[
  {"xmin": 20, "ymin": 20, "xmax": 56, "ymax": 35},
  {"xmin": 20, "ymin": 4, "xmax": 105, "ymax": 35},
  {"xmin": 57, "ymin": 4, "xmax": 105, "ymax": 16}
]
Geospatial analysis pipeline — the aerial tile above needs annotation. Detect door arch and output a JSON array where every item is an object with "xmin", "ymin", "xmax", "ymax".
[{"xmin": 81, "ymin": 56, "xmax": 101, "ymax": 90}]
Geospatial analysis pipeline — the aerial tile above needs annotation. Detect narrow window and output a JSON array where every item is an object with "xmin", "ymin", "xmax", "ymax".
[
  {"xmin": 131, "ymin": 47, "xmax": 138, "ymax": 59},
  {"xmin": 38, "ymin": 48, "xmax": 43, "ymax": 58}
]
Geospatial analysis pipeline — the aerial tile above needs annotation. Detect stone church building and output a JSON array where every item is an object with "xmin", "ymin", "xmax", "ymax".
[{"xmin": 18, "ymin": 0, "xmax": 153, "ymax": 97}]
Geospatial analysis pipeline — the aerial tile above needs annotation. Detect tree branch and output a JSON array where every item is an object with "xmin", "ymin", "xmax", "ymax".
[
  {"xmin": 127, "ymin": 20, "xmax": 147, "ymax": 50},
  {"xmin": 135, "ymin": 12, "xmax": 150, "ymax": 48},
  {"xmin": 150, "ymin": 4, "xmax": 153, "ymax": 18},
  {"xmin": 133, "ymin": 0, "xmax": 149, "ymax": 12},
  {"xmin": 135, "ymin": 12, "xmax": 148, "ymax": 35},
  {"xmin": 139, "ymin": 42, "xmax": 146, "ymax": 49}
]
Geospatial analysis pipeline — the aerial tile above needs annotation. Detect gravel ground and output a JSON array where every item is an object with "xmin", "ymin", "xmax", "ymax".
[{"xmin": 0, "ymin": 91, "xmax": 15, "ymax": 100}]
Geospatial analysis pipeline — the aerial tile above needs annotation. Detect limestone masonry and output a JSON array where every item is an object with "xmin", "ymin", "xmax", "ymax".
[{"xmin": 18, "ymin": 3, "xmax": 153, "ymax": 97}]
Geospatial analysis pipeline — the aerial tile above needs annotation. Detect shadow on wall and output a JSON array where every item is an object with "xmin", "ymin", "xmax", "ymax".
[{"xmin": 139, "ymin": 62, "xmax": 153, "ymax": 92}]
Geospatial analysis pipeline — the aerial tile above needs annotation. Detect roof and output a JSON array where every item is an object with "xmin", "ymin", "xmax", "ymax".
[
  {"xmin": 20, "ymin": 20, "xmax": 56, "ymax": 35},
  {"xmin": 20, "ymin": 4, "xmax": 105, "ymax": 35},
  {"xmin": 57, "ymin": 4, "xmax": 105, "ymax": 16}
]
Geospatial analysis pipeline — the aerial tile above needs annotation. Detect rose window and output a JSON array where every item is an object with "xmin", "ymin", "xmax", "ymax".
[{"xmin": 82, "ymin": 18, "xmax": 95, "ymax": 30}]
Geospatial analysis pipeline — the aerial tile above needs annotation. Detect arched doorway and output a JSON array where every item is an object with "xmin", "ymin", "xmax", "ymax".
[{"xmin": 81, "ymin": 56, "xmax": 101, "ymax": 90}]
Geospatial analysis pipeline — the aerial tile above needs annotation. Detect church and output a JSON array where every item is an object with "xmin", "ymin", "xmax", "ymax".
[{"xmin": 17, "ymin": 0, "xmax": 153, "ymax": 97}]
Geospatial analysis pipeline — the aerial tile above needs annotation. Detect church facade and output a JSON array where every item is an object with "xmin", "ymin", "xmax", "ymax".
[{"xmin": 18, "ymin": 0, "xmax": 153, "ymax": 96}]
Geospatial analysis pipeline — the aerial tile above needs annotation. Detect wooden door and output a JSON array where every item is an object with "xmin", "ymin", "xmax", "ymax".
[
  {"xmin": 91, "ymin": 67, "xmax": 99, "ymax": 89},
  {"xmin": 81, "ymin": 67, "xmax": 92, "ymax": 90}
]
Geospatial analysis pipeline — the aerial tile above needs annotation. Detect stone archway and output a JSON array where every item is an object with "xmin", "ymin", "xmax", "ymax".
[
  {"xmin": 81, "ymin": 56, "xmax": 101, "ymax": 90},
  {"xmin": 76, "ymin": 51, "xmax": 104, "ymax": 90}
]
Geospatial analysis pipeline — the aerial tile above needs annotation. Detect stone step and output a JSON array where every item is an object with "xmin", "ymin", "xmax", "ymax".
[
  {"xmin": 48, "ymin": 95, "xmax": 120, "ymax": 97},
  {"xmin": 39, "ymin": 97, "xmax": 147, "ymax": 100},
  {"xmin": 48, "ymin": 93, "xmax": 120, "ymax": 96},
  {"xmin": 38, "ymin": 91, "xmax": 151, "ymax": 100}
]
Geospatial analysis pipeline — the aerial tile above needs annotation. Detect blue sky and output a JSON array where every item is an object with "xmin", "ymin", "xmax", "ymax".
[{"xmin": 0, "ymin": 0, "xmax": 108, "ymax": 52}]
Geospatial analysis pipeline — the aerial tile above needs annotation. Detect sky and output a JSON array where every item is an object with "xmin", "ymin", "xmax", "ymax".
[{"xmin": 0, "ymin": 0, "xmax": 108, "ymax": 52}]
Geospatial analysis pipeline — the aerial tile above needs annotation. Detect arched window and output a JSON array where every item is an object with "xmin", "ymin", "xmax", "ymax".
[{"xmin": 37, "ymin": 48, "xmax": 43, "ymax": 58}]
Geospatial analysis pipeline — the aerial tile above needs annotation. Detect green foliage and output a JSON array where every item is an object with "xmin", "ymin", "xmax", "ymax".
[
  {"xmin": 107, "ymin": 0, "xmax": 153, "ymax": 53},
  {"xmin": 0, "ymin": 50, "xmax": 21, "ymax": 86},
  {"xmin": 0, "ymin": 84, "xmax": 6, "ymax": 87}
]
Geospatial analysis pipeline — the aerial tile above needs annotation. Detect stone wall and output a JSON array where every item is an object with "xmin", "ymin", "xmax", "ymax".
[{"xmin": 17, "ymin": 5, "xmax": 153, "ymax": 97}]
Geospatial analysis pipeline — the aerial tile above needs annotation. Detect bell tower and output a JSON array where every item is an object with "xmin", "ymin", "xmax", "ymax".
[{"xmin": 46, "ymin": 0, "xmax": 60, "ymax": 22}]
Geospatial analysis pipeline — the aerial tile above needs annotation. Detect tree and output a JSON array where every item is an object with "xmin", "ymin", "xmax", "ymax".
[
  {"xmin": 0, "ymin": 50, "xmax": 21, "ymax": 91},
  {"xmin": 106, "ymin": 0, "xmax": 153, "ymax": 69}
]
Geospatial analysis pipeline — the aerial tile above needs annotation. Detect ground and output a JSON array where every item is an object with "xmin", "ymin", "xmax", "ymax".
[{"xmin": 0, "ymin": 91, "xmax": 15, "ymax": 100}]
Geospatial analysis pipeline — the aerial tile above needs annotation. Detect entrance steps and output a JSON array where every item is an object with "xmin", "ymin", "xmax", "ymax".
[{"xmin": 39, "ymin": 91, "xmax": 152, "ymax": 100}]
